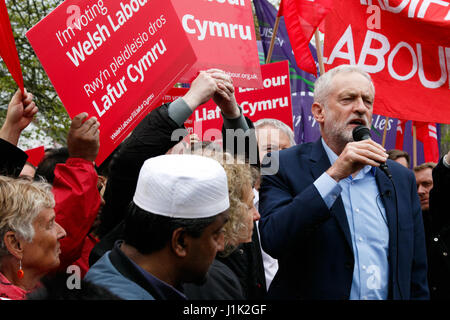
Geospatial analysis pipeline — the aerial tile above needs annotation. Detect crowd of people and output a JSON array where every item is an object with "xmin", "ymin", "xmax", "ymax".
[{"xmin": 0, "ymin": 65, "xmax": 449, "ymax": 301}]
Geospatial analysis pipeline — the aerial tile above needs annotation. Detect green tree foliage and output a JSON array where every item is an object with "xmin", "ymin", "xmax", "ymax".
[{"xmin": 0, "ymin": 0, "xmax": 69, "ymax": 146}]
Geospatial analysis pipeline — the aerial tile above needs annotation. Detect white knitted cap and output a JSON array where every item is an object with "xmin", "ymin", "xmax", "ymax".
[{"xmin": 133, "ymin": 154, "xmax": 229, "ymax": 218}]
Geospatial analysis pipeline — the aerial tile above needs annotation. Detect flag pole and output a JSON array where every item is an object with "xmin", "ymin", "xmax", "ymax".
[
  {"xmin": 266, "ymin": 15, "xmax": 281, "ymax": 64},
  {"xmin": 314, "ymin": 29, "xmax": 325, "ymax": 76},
  {"xmin": 413, "ymin": 125, "xmax": 417, "ymax": 167},
  {"xmin": 381, "ymin": 116, "xmax": 389, "ymax": 148}
]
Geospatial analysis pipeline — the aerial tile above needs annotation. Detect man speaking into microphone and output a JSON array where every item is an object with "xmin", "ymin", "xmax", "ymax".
[{"xmin": 258, "ymin": 65, "xmax": 429, "ymax": 300}]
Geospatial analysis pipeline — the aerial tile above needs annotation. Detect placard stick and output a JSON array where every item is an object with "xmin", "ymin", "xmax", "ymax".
[
  {"xmin": 314, "ymin": 29, "xmax": 325, "ymax": 76},
  {"xmin": 382, "ymin": 117, "xmax": 389, "ymax": 148},
  {"xmin": 266, "ymin": 16, "xmax": 281, "ymax": 64}
]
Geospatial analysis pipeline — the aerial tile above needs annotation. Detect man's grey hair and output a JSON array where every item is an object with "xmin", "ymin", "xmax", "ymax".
[
  {"xmin": 313, "ymin": 65, "xmax": 375, "ymax": 106},
  {"xmin": 254, "ymin": 118, "xmax": 296, "ymax": 146},
  {"xmin": 0, "ymin": 176, "xmax": 55, "ymax": 261}
]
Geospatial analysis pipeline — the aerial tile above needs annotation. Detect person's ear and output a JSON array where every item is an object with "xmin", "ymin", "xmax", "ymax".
[
  {"xmin": 3, "ymin": 231, "xmax": 24, "ymax": 260},
  {"xmin": 311, "ymin": 101, "xmax": 325, "ymax": 124},
  {"xmin": 171, "ymin": 227, "xmax": 188, "ymax": 258}
]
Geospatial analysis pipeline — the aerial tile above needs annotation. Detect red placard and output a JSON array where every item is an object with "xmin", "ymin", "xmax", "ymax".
[
  {"xmin": 24, "ymin": 146, "xmax": 45, "ymax": 167},
  {"xmin": 26, "ymin": 0, "xmax": 197, "ymax": 164},
  {"xmin": 236, "ymin": 61, "xmax": 293, "ymax": 128},
  {"xmin": 161, "ymin": 61, "xmax": 293, "ymax": 141},
  {"xmin": 171, "ymin": 0, "xmax": 263, "ymax": 89},
  {"xmin": 324, "ymin": 0, "xmax": 450, "ymax": 124}
]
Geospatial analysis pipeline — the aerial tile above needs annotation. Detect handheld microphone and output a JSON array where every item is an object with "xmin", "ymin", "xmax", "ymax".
[{"xmin": 352, "ymin": 125, "xmax": 392, "ymax": 179}]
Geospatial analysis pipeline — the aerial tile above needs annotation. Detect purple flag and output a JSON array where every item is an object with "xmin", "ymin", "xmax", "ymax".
[
  {"xmin": 254, "ymin": 0, "xmax": 317, "ymax": 145},
  {"xmin": 254, "ymin": 0, "xmax": 317, "ymax": 94}
]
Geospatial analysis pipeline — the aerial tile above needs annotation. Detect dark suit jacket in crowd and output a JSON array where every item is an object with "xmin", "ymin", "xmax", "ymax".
[
  {"xmin": 0, "ymin": 138, "xmax": 27, "ymax": 177},
  {"xmin": 258, "ymin": 139, "xmax": 429, "ymax": 300},
  {"xmin": 427, "ymin": 156, "xmax": 450, "ymax": 299}
]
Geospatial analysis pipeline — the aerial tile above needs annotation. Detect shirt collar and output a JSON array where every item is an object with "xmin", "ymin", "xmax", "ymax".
[{"xmin": 321, "ymin": 138, "xmax": 375, "ymax": 178}]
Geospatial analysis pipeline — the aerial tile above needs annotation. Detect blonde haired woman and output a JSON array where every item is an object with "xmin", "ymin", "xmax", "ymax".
[
  {"xmin": 220, "ymin": 160, "xmax": 259, "ymax": 257},
  {"xmin": 0, "ymin": 176, "xmax": 66, "ymax": 300}
]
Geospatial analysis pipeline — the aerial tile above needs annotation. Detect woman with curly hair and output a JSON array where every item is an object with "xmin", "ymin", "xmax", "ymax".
[{"xmin": 183, "ymin": 151, "xmax": 260, "ymax": 299}]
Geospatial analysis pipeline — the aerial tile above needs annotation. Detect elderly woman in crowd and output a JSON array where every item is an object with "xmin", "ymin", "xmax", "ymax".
[
  {"xmin": 183, "ymin": 152, "xmax": 260, "ymax": 299},
  {"xmin": 220, "ymin": 159, "xmax": 259, "ymax": 256},
  {"xmin": 0, "ymin": 176, "xmax": 66, "ymax": 300}
]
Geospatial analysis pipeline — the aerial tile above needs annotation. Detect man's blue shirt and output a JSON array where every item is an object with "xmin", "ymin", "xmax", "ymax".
[{"xmin": 313, "ymin": 138, "xmax": 389, "ymax": 300}]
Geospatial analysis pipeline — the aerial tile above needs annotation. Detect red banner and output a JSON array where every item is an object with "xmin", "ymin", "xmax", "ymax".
[
  {"xmin": 278, "ymin": 0, "xmax": 333, "ymax": 76},
  {"xmin": 171, "ymin": 0, "xmax": 263, "ymax": 89},
  {"xmin": 160, "ymin": 61, "xmax": 293, "ymax": 143},
  {"xmin": 324, "ymin": 0, "xmax": 450, "ymax": 124},
  {"xmin": 0, "ymin": 0, "xmax": 24, "ymax": 92},
  {"xmin": 414, "ymin": 121, "xmax": 440, "ymax": 163},
  {"xmin": 26, "ymin": 0, "xmax": 197, "ymax": 165}
]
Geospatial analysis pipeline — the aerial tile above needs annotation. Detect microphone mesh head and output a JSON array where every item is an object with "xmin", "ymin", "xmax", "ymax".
[{"xmin": 352, "ymin": 125, "xmax": 371, "ymax": 141}]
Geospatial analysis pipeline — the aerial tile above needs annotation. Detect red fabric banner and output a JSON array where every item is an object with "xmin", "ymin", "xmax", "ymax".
[
  {"xmin": 413, "ymin": 121, "xmax": 440, "ymax": 163},
  {"xmin": 278, "ymin": 0, "xmax": 333, "ymax": 76},
  {"xmin": 324, "ymin": 0, "xmax": 450, "ymax": 124},
  {"xmin": 0, "ymin": 0, "xmax": 24, "ymax": 92},
  {"xmin": 395, "ymin": 119, "xmax": 406, "ymax": 150}
]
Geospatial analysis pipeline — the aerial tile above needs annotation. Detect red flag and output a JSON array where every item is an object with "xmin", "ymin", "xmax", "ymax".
[
  {"xmin": 24, "ymin": 146, "xmax": 45, "ymax": 168},
  {"xmin": 413, "ymin": 121, "xmax": 439, "ymax": 163},
  {"xmin": 323, "ymin": 1, "xmax": 450, "ymax": 123},
  {"xmin": 395, "ymin": 119, "xmax": 407, "ymax": 150},
  {"xmin": 277, "ymin": 0, "xmax": 333, "ymax": 76},
  {"xmin": 0, "ymin": 0, "xmax": 24, "ymax": 92}
]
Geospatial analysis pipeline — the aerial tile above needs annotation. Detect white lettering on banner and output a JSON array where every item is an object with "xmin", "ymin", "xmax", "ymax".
[
  {"xmin": 238, "ymin": 75, "xmax": 289, "ymax": 92},
  {"xmin": 92, "ymin": 76, "xmax": 128, "ymax": 117},
  {"xmin": 92, "ymin": 37, "xmax": 167, "ymax": 118},
  {"xmin": 195, "ymin": 107, "xmax": 222, "ymax": 122},
  {"xmin": 366, "ymin": 265, "xmax": 382, "ymax": 290},
  {"xmin": 207, "ymin": 0, "xmax": 246, "ymax": 5},
  {"xmin": 65, "ymin": 0, "xmax": 149, "ymax": 67},
  {"xmin": 326, "ymin": 25, "xmax": 450, "ymax": 90},
  {"xmin": 387, "ymin": 42, "xmax": 417, "ymax": 81},
  {"xmin": 359, "ymin": 0, "xmax": 450, "ymax": 19},
  {"xmin": 446, "ymin": 48, "xmax": 450, "ymax": 87},
  {"xmin": 56, "ymin": 1, "xmax": 109, "ymax": 47},
  {"xmin": 108, "ymin": 0, "xmax": 149, "ymax": 32},
  {"xmin": 367, "ymin": 5, "xmax": 381, "ymax": 30},
  {"xmin": 263, "ymin": 75, "xmax": 289, "ymax": 88},
  {"xmin": 127, "ymin": 39, "xmax": 167, "ymax": 83},
  {"xmin": 66, "ymin": 23, "xmax": 111, "ymax": 67},
  {"xmin": 327, "ymin": 25, "xmax": 357, "ymax": 65},
  {"xmin": 182, "ymin": 14, "xmax": 252, "ymax": 41},
  {"xmin": 372, "ymin": 114, "xmax": 394, "ymax": 130},
  {"xmin": 383, "ymin": 0, "xmax": 409, "ymax": 14},
  {"xmin": 84, "ymin": 69, "xmax": 111, "ymax": 97},
  {"xmin": 241, "ymin": 97, "xmax": 289, "ymax": 117},
  {"xmin": 358, "ymin": 30, "xmax": 390, "ymax": 73},
  {"xmin": 260, "ymin": 27, "xmax": 285, "ymax": 46}
]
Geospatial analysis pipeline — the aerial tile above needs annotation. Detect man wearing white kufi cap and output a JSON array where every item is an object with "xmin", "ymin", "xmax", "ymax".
[{"xmin": 85, "ymin": 154, "xmax": 230, "ymax": 300}]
